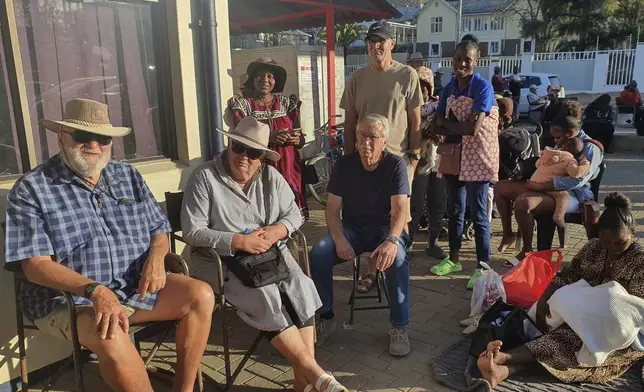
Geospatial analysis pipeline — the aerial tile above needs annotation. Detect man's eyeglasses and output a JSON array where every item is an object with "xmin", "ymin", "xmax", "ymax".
[
  {"xmin": 365, "ymin": 38, "xmax": 386, "ymax": 46},
  {"xmin": 358, "ymin": 133, "xmax": 383, "ymax": 142},
  {"xmin": 65, "ymin": 129, "xmax": 112, "ymax": 146},
  {"xmin": 231, "ymin": 141, "xmax": 264, "ymax": 160}
]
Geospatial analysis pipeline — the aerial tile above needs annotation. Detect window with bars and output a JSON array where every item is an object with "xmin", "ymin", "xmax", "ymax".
[
  {"xmin": 491, "ymin": 17, "xmax": 505, "ymax": 31},
  {"xmin": 489, "ymin": 40, "xmax": 501, "ymax": 55},
  {"xmin": 462, "ymin": 18, "xmax": 472, "ymax": 32},
  {"xmin": 474, "ymin": 17, "xmax": 488, "ymax": 31},
  {"xmin": 429, "ymin": 43, "xmax": 441, "ymax": 57},
  {"xmin": 430, "ymin": 17, "xmax": 442, "ymax": 34}
]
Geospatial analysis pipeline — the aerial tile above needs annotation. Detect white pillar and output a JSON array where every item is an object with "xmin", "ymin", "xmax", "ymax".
[
  {"xmin": 633, "ymin": 43, "xmax": 644, "ymax": 87},
  {"xmin": 431, "ymin": 61, "xmax": 439, "ymax": 73},
  {"xmin": 521, "ymin": 53, "xmax": 533, "ymax": 73},
  {"xmin": 592, "ymin": 52, "xmax": 609, "ymax": 93}
]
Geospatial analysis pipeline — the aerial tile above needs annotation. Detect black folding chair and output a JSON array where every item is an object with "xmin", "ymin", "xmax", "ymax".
[
  {"xmin": 3, "ymin": 250, "xmax": 202, "ymax": 392},
  {"xmin": 164, "ymin": 191, "xmax": 312, "ymax": 391},
  {"xmin": 348, "ymin": 255, "xmax": 390, "ymax": 325}
]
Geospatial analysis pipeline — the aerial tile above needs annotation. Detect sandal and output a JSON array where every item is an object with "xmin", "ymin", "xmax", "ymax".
[
  {"xmin": 356, "ymin": 273, "xmax": 376, "ymax": 293},
  {"xmin": 313, "ymin": 373, "xmax": 347, "ymax": 392}
]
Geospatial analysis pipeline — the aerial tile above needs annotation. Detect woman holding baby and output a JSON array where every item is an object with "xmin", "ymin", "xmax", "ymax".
[
  {"xmin": 495, "ymin": 113, "xmax": 604, "ymax": 261},
  {"xmin": 429, "ymin": 35, "xmax": 500, "ymax": 289}
]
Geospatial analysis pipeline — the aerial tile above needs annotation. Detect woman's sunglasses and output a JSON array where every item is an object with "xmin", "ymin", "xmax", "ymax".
[
  {"xmin": 65, "ymin": 129, "xmax": 113, "ymax": 146},
  {"xmin": 231, "ymin": 141, "xmax": 264, "ymax": 160}
]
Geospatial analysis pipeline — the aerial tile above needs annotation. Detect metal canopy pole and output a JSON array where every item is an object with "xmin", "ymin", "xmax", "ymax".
[
  {"xmin": 201, "ymin": 0, "xmax": 225, "ymax": 155},
  {"xmin": 326, "ymin": 2, "xmax": 336, "ymax": 130}
]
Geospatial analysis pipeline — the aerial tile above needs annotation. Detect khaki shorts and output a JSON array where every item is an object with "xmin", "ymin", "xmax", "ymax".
[
  {"xmin": 33, "ymin": 304, "xmax": 137, "ymax": 341},
  {"xmin": 403, "ymin": 155, "xmax": 415, "ymax": 223}
]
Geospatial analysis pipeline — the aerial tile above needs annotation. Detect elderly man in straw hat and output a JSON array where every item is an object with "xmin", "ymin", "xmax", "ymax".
[
  {"xmin": 181, "ymin": 116, "xmax": 346, "ymax": 392},
  {"xmin": 4, "ymin": 98, "xmax": 215, "ymax": 392}
]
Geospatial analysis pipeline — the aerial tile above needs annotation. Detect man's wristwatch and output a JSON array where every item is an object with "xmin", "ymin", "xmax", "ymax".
[
  {"xmin": 407, "ymin": 151, "xmax": 421, "ymax": 161},
  {"xmin": 83, "ymin": 283, "xmax": 102, "ymax": 299},
  {"xmin": 386, "ymin": 236, "xmax": 401, "ymax": 246}
]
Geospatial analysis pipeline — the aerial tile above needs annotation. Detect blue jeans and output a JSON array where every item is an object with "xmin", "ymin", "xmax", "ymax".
[
  {"xmin": 445, "ymin": 175, "xmax": 490, "ymax": 263},
  {"xmin": 309, "ymin": 224, "xmax": 410, "ymax": 326}
]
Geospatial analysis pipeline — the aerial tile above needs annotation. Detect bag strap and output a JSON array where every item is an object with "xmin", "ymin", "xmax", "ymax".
[{"xmin": 261, "ymin": 166, "xmax": 270, "ymax": 227}]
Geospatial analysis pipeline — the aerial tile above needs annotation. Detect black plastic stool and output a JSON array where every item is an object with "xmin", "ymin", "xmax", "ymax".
[{"xmin": 348, "ymin": 255, "xmax": 391, "ymax": 324}]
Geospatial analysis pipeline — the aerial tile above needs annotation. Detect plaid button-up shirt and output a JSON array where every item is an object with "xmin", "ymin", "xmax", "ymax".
[{"xmin": 4, "ymin": 155, "xmax": 171, "ymax": 321}]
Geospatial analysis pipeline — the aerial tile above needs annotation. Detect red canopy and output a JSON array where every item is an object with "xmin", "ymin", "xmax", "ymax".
[{"xmin": 228, "ymin": 0, "xmax": 401, "ymax": 126}]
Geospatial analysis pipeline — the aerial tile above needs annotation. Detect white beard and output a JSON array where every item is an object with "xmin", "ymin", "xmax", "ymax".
[{"xmin": 63, "ymin": 144, "xmax": 110, "ymax": 178}]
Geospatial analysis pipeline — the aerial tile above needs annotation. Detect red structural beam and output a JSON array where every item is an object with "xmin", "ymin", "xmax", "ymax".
[
  {"xmin": 279, "ymin": 0, "xmax": 394, "ymax": 17},
  {"xmin": 326, "ymin": 2, "xmax": 336, "ymax": 129},
  {"xmin": 235, "ymin": 8, "xmax": 327, "ymax": 27}
]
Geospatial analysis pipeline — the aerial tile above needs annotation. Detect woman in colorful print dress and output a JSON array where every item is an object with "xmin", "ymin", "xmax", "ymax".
[{"xmin": 227, "ymin": 57, "xmax": 308, "ymax": 218}]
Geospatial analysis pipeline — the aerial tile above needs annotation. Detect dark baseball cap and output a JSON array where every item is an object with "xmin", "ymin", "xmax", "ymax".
[{"xmin": 366, "ymin": 20, "xmax": 394, "ymax": 40}]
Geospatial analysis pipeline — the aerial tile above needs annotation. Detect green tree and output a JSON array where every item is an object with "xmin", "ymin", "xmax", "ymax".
[
  {"xmin": 610, "ymin": 0, "xmax": 644, "ymax": 48},
  {"xmin": 318, "ymin": 23, "xmax": 367, "ymax": 65},
  {"xmin": 508, "ymin": 0, "xmax": 564, "ymax": 52}
]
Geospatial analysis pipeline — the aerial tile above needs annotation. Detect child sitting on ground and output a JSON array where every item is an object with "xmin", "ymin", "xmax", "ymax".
[{"xmin": 529, "ymin": 137, "xmax": 590, "ymax": 227}]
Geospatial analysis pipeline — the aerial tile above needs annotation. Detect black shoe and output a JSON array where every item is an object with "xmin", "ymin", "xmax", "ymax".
[{"xmin": 425, "ymin": 245, "xmax": 447, "ymax": 260}]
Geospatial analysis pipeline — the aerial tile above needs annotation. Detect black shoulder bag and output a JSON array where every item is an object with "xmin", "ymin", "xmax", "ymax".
[
  {"xmin": 469, "ymin": 300, "xmax": 542, "ymax": 358},
  {"xmin": 221, "ymin": 168, "xmax": 290, "ymax": 288}
]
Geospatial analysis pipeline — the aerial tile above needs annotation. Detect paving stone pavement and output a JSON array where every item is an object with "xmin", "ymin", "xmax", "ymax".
[{"xmin": 31, "ymin": 151, "xmax": 644, "ymax": 392}]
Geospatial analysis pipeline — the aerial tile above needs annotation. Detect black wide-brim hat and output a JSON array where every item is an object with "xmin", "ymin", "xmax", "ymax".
[{"xmin": 244, "ymin": 57, "xmax": 287, "ymax": 94}]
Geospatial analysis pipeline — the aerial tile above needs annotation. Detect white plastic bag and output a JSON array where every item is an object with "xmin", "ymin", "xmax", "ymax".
[{"xmin": 469, "ymin": 262, "xmax": 506, "ymax": 317}]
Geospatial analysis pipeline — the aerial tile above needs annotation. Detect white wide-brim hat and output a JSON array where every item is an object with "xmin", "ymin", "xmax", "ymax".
[
  {"xmin": 40, "ymin": 98, "xmax": 130, "ymax": 137},
  {"xmin": 217, "ymin": 116, "xmax": 280, "ymax": 161}
]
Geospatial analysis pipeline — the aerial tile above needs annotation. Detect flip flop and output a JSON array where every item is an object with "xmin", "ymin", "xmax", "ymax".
[
  {"xmin": 314, "ymin": 373, "xmax": 347, "ymax": 392},
  {"xmin": 356, "ymin": 273, "xmax": 376, "ymax": 293}
]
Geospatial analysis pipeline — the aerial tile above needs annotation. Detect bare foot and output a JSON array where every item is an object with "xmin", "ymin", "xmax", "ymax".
[
  {"xmin": 497, "ymin": 234, "xmax": 517, "ymax": 253},
  {"xmin": 477, "ymin": 352, "xmax": 509, "ymax": 388},
  {"xmin": 479, "ymin": 341, "xmax": 508, "ymax": 365}
]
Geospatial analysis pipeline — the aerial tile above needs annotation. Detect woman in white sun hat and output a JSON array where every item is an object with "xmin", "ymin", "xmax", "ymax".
[{"xmin": 181, "ymin": 116, "xmax": 346, "ymax": 392}]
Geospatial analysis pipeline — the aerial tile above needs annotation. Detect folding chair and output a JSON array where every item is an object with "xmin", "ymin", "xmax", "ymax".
[
  {"xmin": 347, "ymin": 254, "xmax": 390, "ymax": 325},
  {"xmin": 4, "ymin": 251, "xmax": 202, "ymax": 392},
  {"xmin": 164, "ymin": 191, "xmax": 312, "ymax": 391}
]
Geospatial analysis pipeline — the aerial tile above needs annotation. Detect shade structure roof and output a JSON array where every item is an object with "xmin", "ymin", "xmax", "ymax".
[{"xmin": 229, "ymin": 0, "xmax": 402, "ymax": 35}]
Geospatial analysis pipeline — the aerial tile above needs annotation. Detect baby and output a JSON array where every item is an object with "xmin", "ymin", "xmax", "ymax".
[
  {"xmin": 418, "ymin": 98, "xmax": 440, "ymax": 175},
  {"xmin": 530, "ymin": 137, "xmax": 590, "ymax": 227}
]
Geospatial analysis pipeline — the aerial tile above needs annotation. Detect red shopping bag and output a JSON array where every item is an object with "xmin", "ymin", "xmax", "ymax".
[{"xmin": 502, "ymin": 250, "xmax": 563, "ymax": 309}]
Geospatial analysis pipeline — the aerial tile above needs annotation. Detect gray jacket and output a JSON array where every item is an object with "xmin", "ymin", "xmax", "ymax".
[{"xmin": 180, "ymin": 154, "xmax": 321, "ymax": 331}]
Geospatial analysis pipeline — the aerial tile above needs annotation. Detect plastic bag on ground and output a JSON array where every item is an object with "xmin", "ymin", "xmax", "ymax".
[
  {"xmin": 503, "ymin": 250, "xmax": 563, "ymax": 309},
  {"xmin": 470, "ymin": 262, "xmax": 506, "ymax": 317}
]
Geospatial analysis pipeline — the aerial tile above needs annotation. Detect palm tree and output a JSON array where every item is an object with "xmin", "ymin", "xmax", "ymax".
[{"xmin": 318, "ymin": 23, "xmax": 367, "ymax": 65}]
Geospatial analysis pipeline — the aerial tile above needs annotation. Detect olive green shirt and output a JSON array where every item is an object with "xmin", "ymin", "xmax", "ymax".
[{"xmin": 340, "ymin": 61, "xmax": 423, "ymax": 156}]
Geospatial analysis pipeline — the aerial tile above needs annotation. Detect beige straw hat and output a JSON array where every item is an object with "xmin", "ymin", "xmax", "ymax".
[
  {"xmin": 217, "ymin": 116, "xmax": 280, "ymax": 161},
  {"xmin": 40, "ymin": 98, "xmax": 130, "ymax": 137}
]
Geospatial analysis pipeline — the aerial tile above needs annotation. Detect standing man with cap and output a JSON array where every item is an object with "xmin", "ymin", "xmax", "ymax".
[
  {"xmin": 4, "ymin": 98, "xmax": 215, "ymax": 392},
  {"xmin": 338, "ymin": 19, "xmax": 423, "ymax": 297},
  {"xmin": 508, "ymin": 66, "xmax": 522, "ymax": 120}
]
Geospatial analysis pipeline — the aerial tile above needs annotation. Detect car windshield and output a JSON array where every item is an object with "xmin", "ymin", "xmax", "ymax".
[{"xmin": 520, "ymin": 76, "xmax": 542, "ymax": 89}]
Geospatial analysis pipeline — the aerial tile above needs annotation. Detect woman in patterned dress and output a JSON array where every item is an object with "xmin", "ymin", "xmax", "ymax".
[
  {"xmin": 227, "ymin": 58, "xmax": 308, "ymax": 218},
  {"xmin": 478, "ymin": 192, "xmax": 644, "ymax": 388},
  {"xmin": 429, "ymin": 36, "xmax": 500, "ymax": 289}
]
